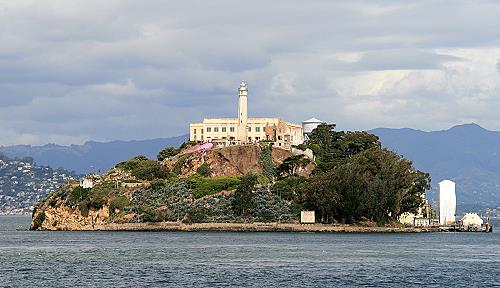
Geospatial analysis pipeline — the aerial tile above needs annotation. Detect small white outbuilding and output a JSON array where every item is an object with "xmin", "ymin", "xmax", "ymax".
[
  {"xmin": 460, "ymin": 213, "xmax": 483, "ymax": 227},
  {"xmin": 399, "ymin": 212, "xmax": 416, "ymax": 225},
  {"xmin": 80, "ymin": 177, "xmax": 94, "ymax": 189}
]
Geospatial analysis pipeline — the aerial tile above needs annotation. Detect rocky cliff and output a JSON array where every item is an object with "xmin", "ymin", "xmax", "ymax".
[{"xmin": 164, "ymin": 144, "xmax": 312, "ymax": 177}]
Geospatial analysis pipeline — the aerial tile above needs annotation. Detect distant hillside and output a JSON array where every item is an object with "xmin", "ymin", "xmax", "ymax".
[
  {"xmin": 370, "ymin": 123, "xmax": 500, "ymax": 208},
  {"xmin": 0, "ymin": 135, "xmax": 188, "ymax": 175},
  {"xmin": 0, "ymin": 153, "xmax": 79, "ymax": 214}
]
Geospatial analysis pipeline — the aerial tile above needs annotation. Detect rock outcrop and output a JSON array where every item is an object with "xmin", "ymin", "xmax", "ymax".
[
  {"xmin": 31, "ymin": 204, "xmax": 110, "ymax": 231},
  {"xmin": 164, "ymin": 144, "xmax": 307, "ymax": 177}
]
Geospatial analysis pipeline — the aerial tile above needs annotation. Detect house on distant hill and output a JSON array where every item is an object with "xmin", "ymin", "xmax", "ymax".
[{"xmin": 189, "ymin": 81, "xmax": 304, "ymax": 149}]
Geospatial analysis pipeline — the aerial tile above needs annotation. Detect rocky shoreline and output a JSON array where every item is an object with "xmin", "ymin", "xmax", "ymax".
[{"xmin": 38, "ymin": 221, "xmax": 441, "ymax": 233}]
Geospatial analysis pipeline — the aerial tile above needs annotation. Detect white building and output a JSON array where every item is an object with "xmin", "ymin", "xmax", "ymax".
[
  {"xmin": 189, "ymin": 81, "xmax": 304, "ymax": 148},
  {"xmin": 438, "ymin": 180, "xmax": 456, "ymax": 225},
  {"xmin": 81, "ymin": 178, "xmax": 94, "ymax": 189},
  {"xmin": 460, "ymin": 213, "xmax": 483, "ymax": 227}
]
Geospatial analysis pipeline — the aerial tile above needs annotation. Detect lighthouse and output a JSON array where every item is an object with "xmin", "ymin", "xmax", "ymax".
[{"xmin": 237, "ymin": 80, "xmax": 248, "ymax": 142}]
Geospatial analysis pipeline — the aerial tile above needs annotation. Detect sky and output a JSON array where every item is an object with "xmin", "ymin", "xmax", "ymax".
[{"xmin": 1, "ymin": 0, "xmax": 500, "ymax": 146}]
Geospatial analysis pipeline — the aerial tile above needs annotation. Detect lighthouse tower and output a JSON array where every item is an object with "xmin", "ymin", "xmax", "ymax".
[{"xmin": 237, "ymin": 81, "xmax": 248, "ymax": 142}]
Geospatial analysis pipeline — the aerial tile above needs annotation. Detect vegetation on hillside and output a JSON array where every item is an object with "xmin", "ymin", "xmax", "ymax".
[{"xmin": 33, "ymin": 126, "xmax": 430, "ymax": 227}]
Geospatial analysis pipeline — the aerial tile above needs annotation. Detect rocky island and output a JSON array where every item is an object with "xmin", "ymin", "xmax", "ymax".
[{"xmin": 30, "ymin": 124, "xmax": 432, "ymax": 232}]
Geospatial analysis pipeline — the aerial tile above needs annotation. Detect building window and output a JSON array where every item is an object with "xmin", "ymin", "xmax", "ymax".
[
  {"xmin": 247, "ymin": 127, "xmax": 251, "ymax": 132},
  {"xmin": 194, "ymin": 129, "xmax": 197, "ymax": 134},
  {"xmin": 230, "ymin": 127, "xmax": 235, "ymax": 132},
  {"xmin": 207, "ymin": 127, "xmax": 211, "ymax": 132},
  {"xmin": 201, "ymin": 129, "xmax": 204, "ymax": 134},
  {"xmin": 248, "ymin": 137, "xmax": 252, "ymax": 141},
  {"xmin": 214, "ymin": 127, "xmax": 219, "ymax": 132},
  {"xmin": 222, "ymin": 127, "xmax": 226, "ymax": 132},
  {"xmin": 278, "ymin": 136, "xmax": 282, "ymax": 140},
  {"xmin": 256, "ymin": 137, "xmax": 260, "ymax": 140},
  {"xmin": 255, "ymin": 127, "xmax": 260, "ymax": 132}
]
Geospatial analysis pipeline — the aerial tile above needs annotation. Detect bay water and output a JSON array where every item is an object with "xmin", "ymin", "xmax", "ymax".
[{"xmin": 1, "ymin": 216, "xmax": 499, "ymax": 287}]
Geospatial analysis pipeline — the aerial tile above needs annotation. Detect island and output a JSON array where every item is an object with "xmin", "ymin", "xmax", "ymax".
[{"xmin": 30, "ymin": 123, "xmax": 443, "ymax": 233}]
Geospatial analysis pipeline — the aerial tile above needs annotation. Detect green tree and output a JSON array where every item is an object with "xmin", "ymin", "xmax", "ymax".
[
  {"xmin": 306, "ymin": 123, "xmax": 380, "ymax": 173},
  {"xmin": 132, "ymin": 160, "xmax": 170, "ymax": 181},
  {"xmin": 271, "ymin": 176, "xmax": 306, "ymax": 201},
  {"xmin": 303, "ymin": 171, "xmax": 341, "ymax": 223},
  {"xmin": 333, "ymin": 148, "xmax": 430, "ymax": 223},
  {"xmin": 232, "ymin": 173, "xmax": 258, "ymax": 216},
  {"xmin": 276, "ymin": 155, "xmax": 310, "ymax": 178},
  {"xmin": 157, "ymin": 146, "xmax": 179, "ymax": 161}
]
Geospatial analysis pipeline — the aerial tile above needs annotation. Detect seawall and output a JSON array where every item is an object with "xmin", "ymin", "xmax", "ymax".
[{"xmin": 54, "ymin": 222, "xmax": 443, "ymax": 233}]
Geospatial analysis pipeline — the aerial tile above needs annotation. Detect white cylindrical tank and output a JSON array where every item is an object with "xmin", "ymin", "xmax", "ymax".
[
  {"xmin": 438, "ymin": 180, "xmax": 456, "ymax": 225},
  {"xmin": 302, "ymin": 118, "xmax": 324, "ymax": 141}
]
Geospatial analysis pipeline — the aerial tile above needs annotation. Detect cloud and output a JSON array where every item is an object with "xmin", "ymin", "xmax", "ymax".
[{"xmin": 1, "ymin": 1, "xmax": 500, "ymax": 145}]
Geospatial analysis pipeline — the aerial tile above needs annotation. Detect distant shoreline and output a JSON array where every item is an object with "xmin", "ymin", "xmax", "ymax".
[{"xmin": 36, "ymin": 221, "xmax": 447, "ymax": 233}]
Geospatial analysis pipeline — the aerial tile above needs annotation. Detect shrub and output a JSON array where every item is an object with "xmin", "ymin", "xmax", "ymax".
[
  {"xmin": 90, "ymin": 181, "xmax": 118, "ymax": 198},
  {"xmin": 131, "ymin": 160, "xmax": 169, "ymax": 181},
  {"xmin": 150, "ymin": 178, "xmax": 167, "ymax": 190},
  {"xmin": 252, "ymin": 188, "xmax": 294, "ymax": 222},
  {"xmin": 67, "ymin": 186, "xmax": 91, "ymax": 206},
  {"xmin": 172, "ymin": 153, "xmax": 191, "ymax": 176},
  {"xmin": 117, "ymin": 155, "xmax": 170, "ymax": 180},
  {"xmin": 109, "ymin": 196, "xmax": 131, "ymax": 212},
  {"xmin": 157, "ymin": 146, "xmax": 179, "ymax": 161},
  {"xmin": 116, "ymin": 155, "xmax": 149, "ymax": 171},
  {"xmin": 189, "ymin": 176, "xmax": 241, "ymax": 198},
  {"xmin": 32, "ymin": 212, "xmax": 46, "ymax": 229},
  {"xmin": 196, "ymin": 163, "xmax": 211, "ymax": 177},
  {"xmin": 88, "ymin": 197, "xmax": 105, "ymax": 209},
  {"xmin": 183, "ymin": 207, "xmax": 207, "ymax": 224}
]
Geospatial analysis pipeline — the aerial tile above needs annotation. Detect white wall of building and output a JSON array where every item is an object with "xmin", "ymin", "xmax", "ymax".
[
  {"xmin": 460, "ymin": 213, "xmax": 483, "ymax": 227},
  {"xmin": 438, "ymin": 180, "xmax": 456, "ymax": 225}
]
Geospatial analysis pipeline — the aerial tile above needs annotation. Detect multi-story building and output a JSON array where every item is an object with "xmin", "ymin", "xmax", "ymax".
[{"xmin": 189, "ymin": 81, "xmax": 303, "ymax": 148}]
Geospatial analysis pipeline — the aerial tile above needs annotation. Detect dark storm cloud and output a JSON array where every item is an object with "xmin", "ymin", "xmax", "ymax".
[{"xmin": 1, "ymin": 0, "xmax": 500, "ymax": 145}]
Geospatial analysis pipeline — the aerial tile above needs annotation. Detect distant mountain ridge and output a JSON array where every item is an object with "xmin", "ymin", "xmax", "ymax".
[
  {"xmin": 0, "ymin": 135, "xmax": 188, "ymax": 175},
  {"xmin": 1, "ymin": 124, "xmax": 500, "ymax": 207},
  {"xmin": 370, "ymin": 123, "xmax": 500, "ymax": 207}
]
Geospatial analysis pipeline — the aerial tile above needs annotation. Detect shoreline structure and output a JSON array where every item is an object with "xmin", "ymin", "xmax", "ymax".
[{"xmin": 37, "ymin": 221, "xmax": 483, "ymax": 233}]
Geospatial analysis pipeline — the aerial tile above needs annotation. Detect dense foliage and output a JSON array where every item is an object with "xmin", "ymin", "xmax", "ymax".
[
  {"xmin": 116, "ymin": 155, "xmax": 169, "ymax": 180},
  {"xmin": 187, "ymin": 176, "xmax": 241, "ymax": 198},
  {"xmin": 300, "ymin": 123, "xmax": 430, "ymax": 224},
  {"xmin": 260, "ymin": 143, "xmax": 275, "ymax": 180},
  {"xmin": 232, "ymin": 174, "xmax": 258, "ymax": 217}
]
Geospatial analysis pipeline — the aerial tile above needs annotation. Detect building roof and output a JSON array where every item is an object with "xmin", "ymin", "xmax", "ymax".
[{"xmin": 302, "ymin": 117, "xmax": 324, "ymax": 124}]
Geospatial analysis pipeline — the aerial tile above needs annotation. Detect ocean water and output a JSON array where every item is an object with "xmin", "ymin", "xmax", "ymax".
[{"xmin": 0, "ymin": 216, "xmax": 499, "ymax": 287}]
